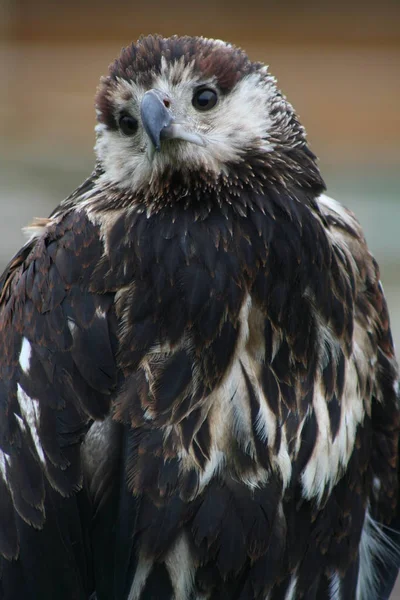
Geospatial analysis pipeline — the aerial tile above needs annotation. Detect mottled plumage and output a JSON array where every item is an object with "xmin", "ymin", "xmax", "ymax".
[{"xmin": 0, "ymin": 35, "xmax": 399, "ymax": 600}]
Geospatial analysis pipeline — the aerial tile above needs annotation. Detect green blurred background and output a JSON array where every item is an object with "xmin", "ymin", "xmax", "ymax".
[{"xmin": 0, "ymin": 2, "xmax": 399, "ymax": 592}]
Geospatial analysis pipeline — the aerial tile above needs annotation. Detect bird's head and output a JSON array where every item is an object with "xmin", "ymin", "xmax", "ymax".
[{"xmin": 95, "ymin": 35, "xmax": 323, "ymax": 200}]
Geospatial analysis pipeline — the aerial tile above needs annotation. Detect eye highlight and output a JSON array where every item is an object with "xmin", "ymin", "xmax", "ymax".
[
  {"xmin": 192, "ymin": 87, "xmax": 218, "ymax": 111},
  {"xmin": 119, "ymin": 114, "xmax": 138, "ymax": 135}
]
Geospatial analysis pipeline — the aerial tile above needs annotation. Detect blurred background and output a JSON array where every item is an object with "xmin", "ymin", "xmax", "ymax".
[{"xmin": 0, "ymin": 1, "xmax": 399, "ymax": 592}]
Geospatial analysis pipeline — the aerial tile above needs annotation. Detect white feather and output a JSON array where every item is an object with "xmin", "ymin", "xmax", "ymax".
[
  {"xmin": 127, "ymin": 553, "xmax": 153, "ymax": 600},
  {"xmin": 17, "ymin": 384, "xmax": 46, "ymax": 465},
  {"xmin": 357, "ymin": 509, "xmax": 400, "ymax": 600},
  {"xmin": 0, "ymin": 450, "xmax": 8, "ymax": 483},
  {"xmin": 165, "ymin": 533, "xmax": 195, "ymax": 600},
  {"xmin": 329, "ymin": 572, "xmax": 341, "ymax": 599},
  {"xmin": 19, "ymin": 337, "xmax": 32, "ymax": 374},
  {"xmin": 284, "ymin": 573, "xmax": 297, "ymax": 600}
]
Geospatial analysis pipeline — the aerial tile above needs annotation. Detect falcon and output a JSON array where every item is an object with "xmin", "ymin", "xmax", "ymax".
[{"xmin": 0, "ymin": 35, "xmax": 399, "ymax": 600}]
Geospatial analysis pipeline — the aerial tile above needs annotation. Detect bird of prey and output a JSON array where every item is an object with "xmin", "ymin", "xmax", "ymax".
[{"xmin": 0, "ymin": 35, "xmax": 399, "ymax": 600}]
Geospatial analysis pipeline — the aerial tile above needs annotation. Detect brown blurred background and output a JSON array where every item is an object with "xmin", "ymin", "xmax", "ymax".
[{"xmin": 0, "ymin": 0, "xmax": 400, "ymax": 593}]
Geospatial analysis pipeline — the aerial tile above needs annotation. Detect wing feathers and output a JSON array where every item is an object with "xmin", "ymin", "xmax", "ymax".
[{"xmin": 0, "ymin": 210, "xmax": 117, "ymax": 559}]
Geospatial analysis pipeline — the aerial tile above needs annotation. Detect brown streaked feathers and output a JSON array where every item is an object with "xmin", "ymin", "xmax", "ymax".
[{"xmin": 0, "ymin": 35, "xmax": 399, "ymax": 600}]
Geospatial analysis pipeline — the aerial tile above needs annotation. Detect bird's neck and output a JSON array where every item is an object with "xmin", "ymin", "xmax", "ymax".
[{"xmin": 76, "ymin": 147, "xmax": 326, "ymax": 217}]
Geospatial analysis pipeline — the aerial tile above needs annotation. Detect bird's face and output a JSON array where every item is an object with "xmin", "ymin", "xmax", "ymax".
[{"xmin": 94, "ymin": 36, "xmax": 303, "ymax": 195}]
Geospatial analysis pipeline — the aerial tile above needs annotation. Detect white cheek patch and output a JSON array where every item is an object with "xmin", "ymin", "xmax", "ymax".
[
  {"xmin": 95, "ymin": 127, "xmax": 153, "ymax": 195},
  {"xmin": 203, "ymin": 72, "xmax": 276, "ymax": 159},
  {"xmin": 154, "ymin": 71, "xmax": 277, "ymax": 173}
]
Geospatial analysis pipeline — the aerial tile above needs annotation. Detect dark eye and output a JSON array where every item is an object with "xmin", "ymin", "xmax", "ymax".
[
  {"xmin": 192, "ymin": 87, "xmax": 218, "ymax": 111},
  {"xmin": 119, "ymin": 114, "xmax": 138, "ymax": 135}
]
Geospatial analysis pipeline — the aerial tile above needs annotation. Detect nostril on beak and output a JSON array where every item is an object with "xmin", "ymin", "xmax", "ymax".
[{"xmin": 141, "ymin": 90, "xmax": 174, "ymax": 151}]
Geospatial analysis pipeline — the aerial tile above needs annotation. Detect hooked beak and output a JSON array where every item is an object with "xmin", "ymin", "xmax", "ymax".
[{"xmin": 140, "ymin": 89, "xmax": 205, "ymax": 154}]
